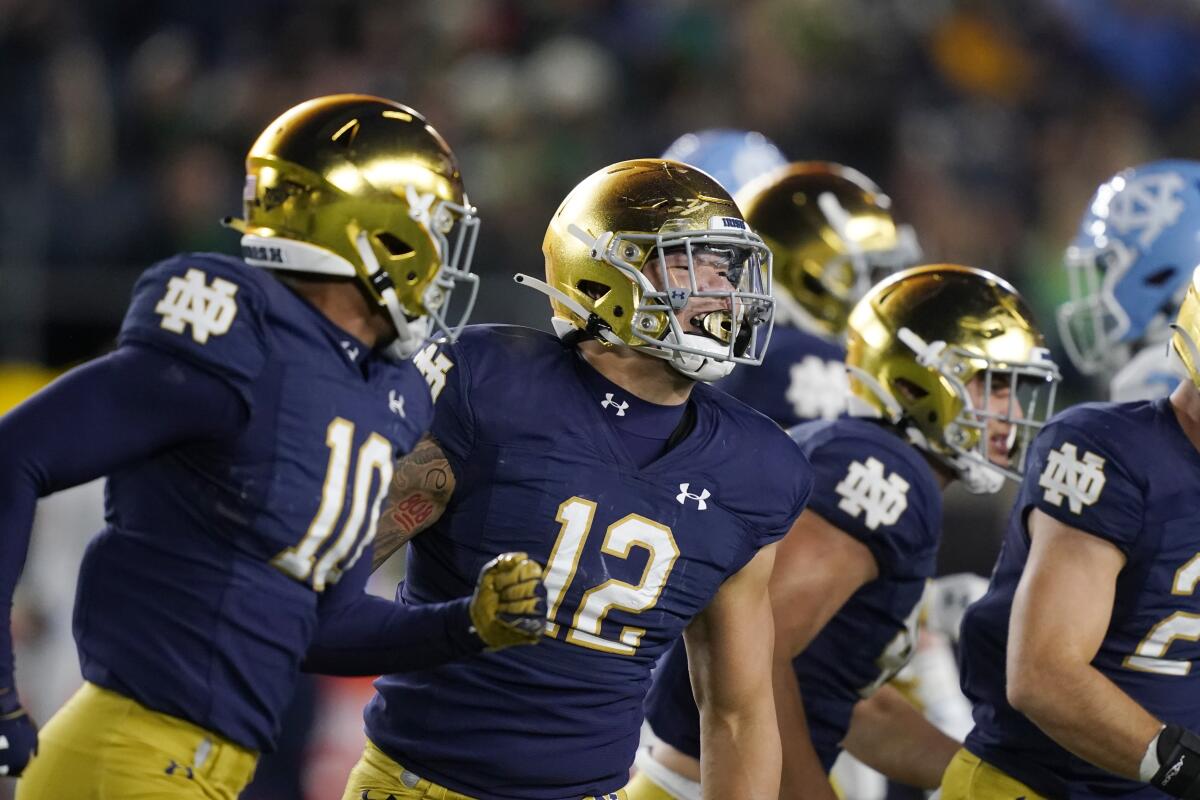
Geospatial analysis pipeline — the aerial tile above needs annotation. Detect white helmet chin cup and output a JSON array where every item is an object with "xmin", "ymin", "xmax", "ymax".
[
  {"xmin": 952, "ymin": 456, "xmax": 1007, "ymax": 495},
  {"xmin": 385, "ymin": 314, "xmax": 434, "ymax": 360},
  {"xmin": 666, "ymin": 332, "xmax": 736, "ymax": 383}
]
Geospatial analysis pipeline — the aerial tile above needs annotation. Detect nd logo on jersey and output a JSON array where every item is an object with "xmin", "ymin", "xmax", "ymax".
[
  {"xmin": 1038, "ymin": 442, "xmax": 1106, "ymax": 514},
  {"xmin": 155, "ymin": 268, "xmax": 239, "ymax": 344},
  {"xmin": 835, "ymin": 457, "xmax": 909, "ymax": 530},
  {"xmin": 413, "ymin": 343, "xmax": 454, "ymax": 402},
  {"xmin": 786, "ymin": 356, "xmax": 848, "ymax": 421}
]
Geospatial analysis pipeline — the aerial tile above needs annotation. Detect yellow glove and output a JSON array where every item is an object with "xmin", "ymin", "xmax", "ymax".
[{"xmin": 469, "ymin": 552, "xmax": 547, "ymax": 650}]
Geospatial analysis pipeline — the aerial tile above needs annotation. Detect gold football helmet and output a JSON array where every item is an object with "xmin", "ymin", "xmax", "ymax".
[
  {"xmin": 1172, "ymin": 265, "xmax": 1200, "ymax": 390},
  {"xmin": 846, "ymin": 264, "xmax": 1061, "ymax": 493},
  {"xmin": 736, "ymin": 162, "xmax": 920, "ymax": 336},
  {"xmin": 224, "ymin": 94, "xmax": 479, "ymax": 357},
  {"xmin": 518, "ymin": 159, "xmax": 774, "ymax": 382}
]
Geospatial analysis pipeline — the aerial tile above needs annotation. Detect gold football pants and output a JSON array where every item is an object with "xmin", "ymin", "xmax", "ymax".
[
  {"xmin": 939, "ymin": 748, "xmax": 1049, "ymax": 800},
  {"xmin": 17, "ymin": 682, "xmax": 258, "ymax": 800},
  {"xmin": 622, "ymin": 771, "xmax": 679, "ymax": 800},
  {"xmin": 344, "ymin": 739, "xmax": 629, "ymax": 800}
]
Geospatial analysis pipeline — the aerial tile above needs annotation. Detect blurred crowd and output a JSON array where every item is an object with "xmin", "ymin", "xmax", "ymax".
[
  {"xmin": 5, "ymin": 0, "xmax": 1200, "ymax": 368},
  {"xmin": 4, "ymin": 1, "xmax": 1200, "ymax": 796}
]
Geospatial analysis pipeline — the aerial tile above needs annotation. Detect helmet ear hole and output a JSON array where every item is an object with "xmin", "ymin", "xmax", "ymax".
[
  {"xmin": 577, "ymin": 279, "xmax": 610, "ymax": 301},
  {"xmin": 375, "ymin": 232, "xmax": 415, "ymax": 258},
  {"xmin": 891, "ymin": 376, "xmax": 928, "ymax": 403},
  {"xmin": 1146, "ymin": 265, "xmax": 1178, "ymax": 287}
]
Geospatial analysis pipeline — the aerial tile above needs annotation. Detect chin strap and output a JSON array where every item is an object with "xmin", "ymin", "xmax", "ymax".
[
  {"xmin": 512, "ymin": 273, "xmax": 625, "ymax": 347},
  {"xmin": 845, "ymin": 365, "xmax": 905, "ymax": 422},
  {"xmin": 1171, "ymin": 322, "xmax": 1200, "ymax": 385},
  {"xmin": 355, "ymin": 232, "xmax": 429, "ymax": 358}
]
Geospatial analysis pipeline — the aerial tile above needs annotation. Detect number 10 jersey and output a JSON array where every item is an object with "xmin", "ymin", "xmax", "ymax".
[{"xmin": 364, "ymin": 325, "xmax": 812, "ymax": 800}]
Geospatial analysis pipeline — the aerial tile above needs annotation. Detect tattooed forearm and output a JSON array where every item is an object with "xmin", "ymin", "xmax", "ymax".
[{"xmin": 372, "ymin": 434, "xmax": 457, "ymax": 571}]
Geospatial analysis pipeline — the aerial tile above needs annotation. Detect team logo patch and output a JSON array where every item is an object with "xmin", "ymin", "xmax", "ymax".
[
  {"xmin": 676, "ymin": 482, "xmax": 710, "ymax": 510},
  {"xmin": 412, "ymin": 343, "xmax": 455, "ymax": 402},
  {"xmin": 1038, "ymin": 442, "xmax": 1106, "ymax": 514},
  {"xmin": 786, "ymin": 356, "xmax": 848, "ymax": 421},
  {"xmin": 835, "ymin": 457, "xmax": 910, "ymax": 530},
  {"xmin": 154, "ymin": 268, "xmax": 239, "ymax": 344}
]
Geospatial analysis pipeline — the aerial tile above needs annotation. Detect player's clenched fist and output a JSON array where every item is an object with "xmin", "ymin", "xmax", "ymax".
[
  {"xmin": 0, "ymin": 687, "xmax": 37, "ymax": 777},
  {"xmin": 469, "ymin": 553, "xmax": 547, "ymax": 650}
]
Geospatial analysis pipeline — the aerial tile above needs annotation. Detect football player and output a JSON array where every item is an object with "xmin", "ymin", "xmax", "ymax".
[
  {"xmin": 1058, "ymin": 160, "xmax": 1200, "ymax": 402},
  {"xmin": 628, "ymin": 265, "xmax": 1062, "ymax": 800},
  {"xmin": 0, "ymin": 95, "xmax": 544, "ymax": 797},
  {"xmin": 943, "ymin": 274, "xmax": 1200, "ymax": 795},
  {"xmin": 344, "ymin": 158, "xmax": 813, "ymax": 800},
  {"xmin": 660, "ymin": 128, "xmax": 787, "ymax": 197},
  {"xmin": 717, "ymin": 161, "xmax": 921, "ymax": 427}
]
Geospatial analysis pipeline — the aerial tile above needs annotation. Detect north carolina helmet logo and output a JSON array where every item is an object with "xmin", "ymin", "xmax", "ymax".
[{"xmin": 1101, "ymin": 171, "xmax": 1185, "ymax": 248}]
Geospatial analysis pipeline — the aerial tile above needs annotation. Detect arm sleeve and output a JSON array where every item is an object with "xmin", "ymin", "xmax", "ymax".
[
  {"xmin": 804, "ymin": 435, "xmax": 936, "ymax": 579},
  {"xmin": 0, "ymin": 344, "xmax": 247, "ymax": 686},
  {"xmin": 118, "ymin": 254, "xmax": 269, "ymax": 410},
  {"xmin": 1023, "ymin": 415, "xmax": 1145, "ymax": 554},
  {"xmin": 302, "ymin": 553, "xmax": 484, "ymax": 675}
]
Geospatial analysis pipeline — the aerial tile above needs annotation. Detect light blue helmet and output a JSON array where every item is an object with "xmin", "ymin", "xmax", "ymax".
[
  {"xmin": 1058, "ymin": 159, "xmax": 1200, "ymax": 374},
  {"xmin": 661, "ymin": 129, "xmax": 787, "ymax": 197}
]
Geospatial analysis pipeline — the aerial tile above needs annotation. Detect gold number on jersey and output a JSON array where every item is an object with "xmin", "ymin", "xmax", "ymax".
[
  {"xmin": 273, "ymin": 417, "xmax": 394, "ymax": 591},
  {"xmin": 1124, "ymin": 553, "xmax": 1200, "ymax": 676},
  {"xmin": 542, "ymin": 497, "xmax": 680, "ymax": 655}
]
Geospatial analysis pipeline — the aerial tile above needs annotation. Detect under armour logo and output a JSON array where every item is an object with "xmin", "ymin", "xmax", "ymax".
[
  {"xmin": 340, "ymin": 340, "xmax": 360, "ymax": 361},
  {"xmin": 1163, "ymin": 754, "xmax": 1187, "ymax": 786},
  {"xmin": 412, "ymin": 343, "xmax": 455, "ymax": 402},
  {"xmin": 155, "ymin": 268, "xmax": 239, "ymax": 344},
  {"xmin": 1039, "ymin": 442, "xmax": 1106, "ymax": 514},
  {"xmin": 1103, "ymin": 171, "xmax": 1185, "ymax": 248},
  {"xmin": 667, "ymin": 287, "xmax": 691, "ymax": 310},
  {"xmin": 164, "ymin": 760, "xmax": 195, "ymax": 779},
  {"xmin": 677, "ymin": 482, "xmax": 710, "ymax": 510},
  {"xmin": 786, "ymin": 356, "xmax": 848, "ymax": 421},
  {"xmin": 601, "ymin": 393, "xmax": 629, "ymax": 416},
  {"xmin": 387, "ymin": 390, "xmax": 407, "ymax": 417},
  {"xmin": 835, "ymin": 457, "xmax": 910, "ymax": 530}
]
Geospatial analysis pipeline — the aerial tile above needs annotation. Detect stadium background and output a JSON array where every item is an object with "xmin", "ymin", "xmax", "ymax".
[{"xmin": 2, "ymin": 0, "xmax": 1199, "ymax": 796}]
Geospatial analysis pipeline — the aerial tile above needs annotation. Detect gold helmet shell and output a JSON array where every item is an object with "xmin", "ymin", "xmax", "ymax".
[
  {"xmin": 225, "ymin": 94, "xmax": 480, "ymax": 356},
  {"xmin": 1172, "ymin": 266, "xmax": 1200, "ymax": 390},
  {"xmin": 846, "ymin": 264, "xmax": 1060, "ymax": 492},
  {"xmin": 531, "ymin": 158, "xmax": 774, "ymax": 381},
  {"xmin": 736, "ymin": 162, "xmax": 920, "ymax": 335}
]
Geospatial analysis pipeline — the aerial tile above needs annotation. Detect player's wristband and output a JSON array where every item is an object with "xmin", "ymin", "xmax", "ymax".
[{"xmin": 1149, "ymin": 724, "xmax": 1200, "ymax": 799}]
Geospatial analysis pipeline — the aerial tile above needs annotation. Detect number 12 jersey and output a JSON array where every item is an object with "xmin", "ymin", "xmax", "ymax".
[{"xmin": 365, "ymin": 325, "xmax": 812, "ymax": 800}]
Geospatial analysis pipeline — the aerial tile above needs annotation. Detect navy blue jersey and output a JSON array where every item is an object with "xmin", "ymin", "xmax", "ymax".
[
  {"xmin": 364, "ymin": 325, "xmax": 812, "ymax": 800},
  {"xmin": 716, "ymin": 322, "xmax": 846, "ymax": 427},
  {"xmin": 644, "ymin": 417, "xmax": 941, "ymax": 771},
  {"xmin": 74, "ymin": 253, "xmax": 432, "ymax": 750},
  {"xmin": 961, "ymin": 399, "xmax": 1200, "ymax": 798}
]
